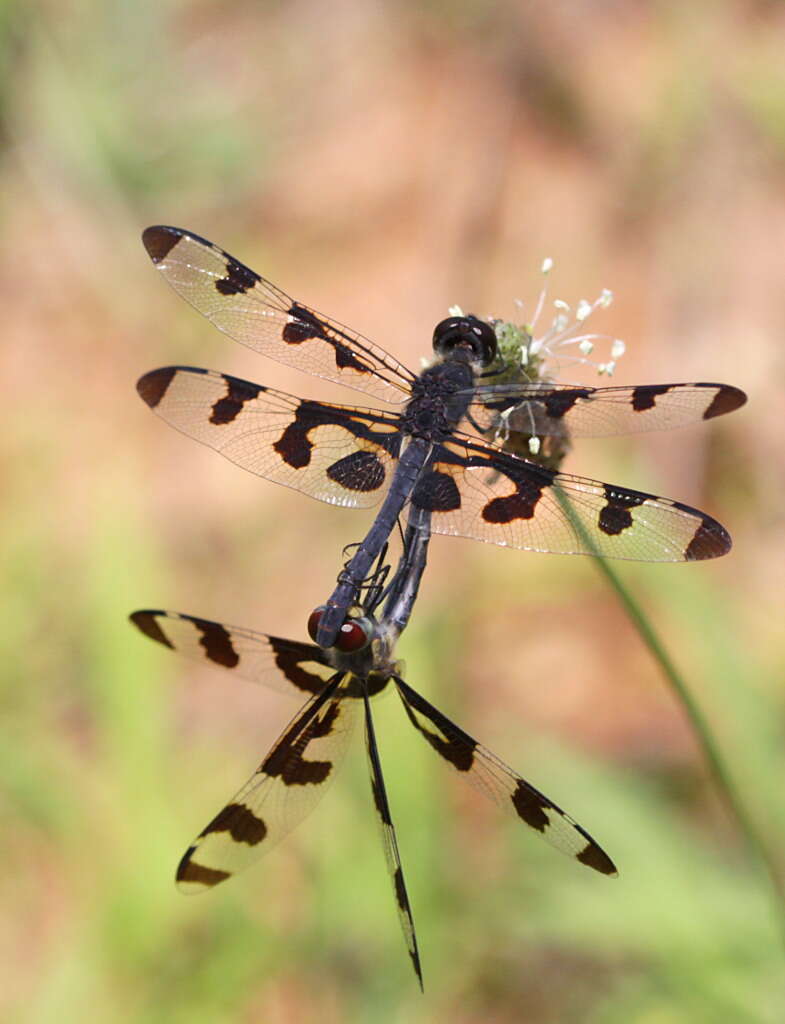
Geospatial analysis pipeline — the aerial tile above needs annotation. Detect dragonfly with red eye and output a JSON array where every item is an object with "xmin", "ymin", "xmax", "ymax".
[
  {"xmin": 129, "ymin": 517, "xmax": 617, "ymax": 990},
  {"xmin": 138, "ymin": 226, "xmax": 746, "ymax": 647}
]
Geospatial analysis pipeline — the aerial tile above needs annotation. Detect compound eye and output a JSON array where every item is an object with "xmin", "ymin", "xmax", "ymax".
[
  {"xmin": 432, "ymin": 317, "xmax": 466, "ymax": 356},
  {"xmin": 468, "ymin": 318, "xmax": 498, "ymax": 366},
  {"xmin": 336, "ymin": 617, "xmax": 373, "ymax": 652},
  {"xmin": 307, "ymin": 606, "xmax": 326, "ymax": 643},
  {"xmin": 432, "ymin": 315, "xmax": 497, "ymax": 366}
]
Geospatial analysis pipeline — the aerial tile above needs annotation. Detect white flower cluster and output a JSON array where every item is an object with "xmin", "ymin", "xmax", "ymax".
[
  {"xmin": 448, "ymin": 260, "xmax": 629, "ymax": 460},
  {"xmin": 516, "ymin": 257, "xmax": 626, "ymax": 377}
]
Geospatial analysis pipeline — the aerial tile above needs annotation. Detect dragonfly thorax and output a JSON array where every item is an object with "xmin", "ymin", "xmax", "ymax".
[{"xmin": 405, "ymin": 361, "xmax": 475, "ymax": 440}]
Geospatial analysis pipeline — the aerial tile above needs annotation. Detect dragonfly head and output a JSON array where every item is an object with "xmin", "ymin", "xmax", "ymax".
[
  {"xmin": 432, "ymin": 315, "xmax": 497, "ymax": 368},
  {"xmin": 308, "ymin": 605, "xmax": 374, "ymax": 653}
]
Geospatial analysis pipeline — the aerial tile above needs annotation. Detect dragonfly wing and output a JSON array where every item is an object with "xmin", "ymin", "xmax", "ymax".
[
  {"xmin": 393, "ymin": 676, "xmax": 616, "ymax": 876},
  {"xmin": 143, "ymin": 226, "xmax": 414, "ymax": 404},
  {"xmin": 177, "ymin": 673, "xmax": 358, "ymax": 891},
  {"xmin": 466, "ymin": 381, "xmax": 746, "ymax": 438},
  {"xmin": 137, "ymin": 366, "xmax": 402, "ymax": 509},
  {"xmin": 130, "ymin": 609, "xmax": 334, "ymax": 697},
  {"xmin": 362, "ymin": 690, "xmax": 423, "ymax": 989},
  {"xmin": 411, "ymin": 436, "xmax": 731, "ymax": 561}
]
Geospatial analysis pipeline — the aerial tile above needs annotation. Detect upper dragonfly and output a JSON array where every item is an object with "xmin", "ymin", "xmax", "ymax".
[
  {"xmin": 138, "ymin": 227, "xmax": 746, "ymax": 646},
  {"xmin": 130, "ymin": 513, "xmax": 616, "ymax": 991}
]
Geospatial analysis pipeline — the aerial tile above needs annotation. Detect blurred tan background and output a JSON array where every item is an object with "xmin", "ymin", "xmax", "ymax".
[{"xmin": 2, "ymin": 2, "xmax": 784, "ymax": 1021}]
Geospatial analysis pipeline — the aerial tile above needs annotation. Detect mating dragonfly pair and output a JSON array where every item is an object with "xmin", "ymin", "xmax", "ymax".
[{"xmin": 131, "ymin": 226, "xmax": 745, "ymax": 987}]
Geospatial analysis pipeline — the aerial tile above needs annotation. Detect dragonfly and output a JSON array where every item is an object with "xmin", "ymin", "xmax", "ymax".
[
  {"xmin": 138, "ymin": 226, "xmax": 746, "ymax": 646},
  {"xmin": 129, "ymin": 516, "xmax": 617, "ymax": 990}
]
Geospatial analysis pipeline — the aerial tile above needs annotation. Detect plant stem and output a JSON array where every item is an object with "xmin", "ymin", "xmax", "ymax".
[{"xmin": 554, "ymin": 487, "xmax": 785, "ymax": 946}]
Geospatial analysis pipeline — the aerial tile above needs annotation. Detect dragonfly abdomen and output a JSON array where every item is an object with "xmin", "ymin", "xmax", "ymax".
[{"xmin": 315, "ymin": 439, "xmax": 431, "ymax": 648}]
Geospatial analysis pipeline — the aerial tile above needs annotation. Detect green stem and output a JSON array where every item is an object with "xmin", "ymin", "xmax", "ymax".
[{"xmin": 556, "ymin": 487, "xmax": 785, "ymax": 945}]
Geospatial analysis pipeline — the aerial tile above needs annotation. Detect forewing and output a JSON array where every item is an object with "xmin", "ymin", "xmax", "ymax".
[
  {"xmin": 363, "ymin": 691, "xmax": 423, "ymax": 989},
  {"xmin": 143, "ymin": 226, "xmax": 414, "ymax": 404},
  {"xmin": 412, "ymin": 436, "xmax": 731, "ymax": 561},
  {"xmin": 466, "ymin": 382, "xmax": 747, "ymax": 438},
  {"xmin": 393, "ymin": 677, "xmax": 616, "ymax": 876},
  {"xmin": 130, "ymin": 609, "xmax": 333, "ymax": 697},
  {"xmin": 176, "ymin": 673, "xmax": 357, "ymax": 891},
  {"xmin": 137, "ymin": 367, "xmax": 401, "ymax": 509}
]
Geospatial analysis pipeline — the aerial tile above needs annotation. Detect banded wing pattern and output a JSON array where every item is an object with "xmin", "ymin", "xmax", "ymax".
[
  {"xmin": 137, "ymin": 367, "xmax": 400, "ymax": 508},
  {"xmin": 143, "ymin": 225, "xmax": 414, "ymax": 404},
  {"xmin": 142, "ymin": 225, "xmax": 745, "ymax": 443},
  {"xmin": 176, "ymin": 673, "xmax": 357, "ymax": 891},
  {"xmin": 130, "ymin": 609, "xmax": 616, "ymax": 880},
  {"xmin": 363, "ymin": 690, "xmax": 422, "ymax": 989},
  {"xmin": 130, "ymin": 606, "xmax": 617, "ymax": 985},
  {"xmin": 137, "ymin": 366, "xmax": 730, "ymax": 561},
  {"xmin": 393, "ymin": 677, "xmax": 616, "ymax": 875},
  {"xmin": 130, "ymin": 609, "xmax": 389, "ymax": 700},
  {"xmin": 466, "ymin": 381, "xmax": 747, "ymax": 439},
  {"xmin": 129, "ymin": 609, "xmax": 334, "ymax": 697},
  {"xmin": 416, "ymin": 435, "xmax": 730, "ymax": 562}
]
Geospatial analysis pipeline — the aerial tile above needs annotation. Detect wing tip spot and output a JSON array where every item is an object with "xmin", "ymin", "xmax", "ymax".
[
  {"xmin": 129, "ymin": 609, "xmax": 173, "ymax": 648},
  {"xmin": 703, "ymin": 385, "xmax": 747, "ymax": 420},
  {"xmin": 684, "ymin": 516, "xmax": 732, "ymax": 560},
  {"xmin": 175, "ymin": 847, "xmax": 231, "ymax": 890},
  {"xmin": 137, "ymin": 367, "xmax": 177, "ymax": 408},
  {"xmin": 142, "ymin": 225, "xmax": 180, "ymax": 263},
  {"xmin": 576, "ymin": 842, "xmax": 618, "ymax": 877}
]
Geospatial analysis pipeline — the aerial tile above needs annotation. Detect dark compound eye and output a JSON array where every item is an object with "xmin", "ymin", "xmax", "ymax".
[{"xmin": 432, "ymin": 315, "xmax": 497, "ymax": 367}]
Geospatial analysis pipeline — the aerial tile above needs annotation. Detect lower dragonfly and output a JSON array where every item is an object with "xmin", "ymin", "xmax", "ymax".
[{"xmin": 130, "ymin": 512, "xmax": 616, "ymax": 989}]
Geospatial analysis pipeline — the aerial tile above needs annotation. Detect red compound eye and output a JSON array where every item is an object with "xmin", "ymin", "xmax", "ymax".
[
  {"xmin": 308, "ymin": 607, "xmax": 372, "ymax": 651},
  {"xmin": 336, "ymin": 618, "xmax": 372, "ymax": 652},
  {"xmin": 307, "ymin": 606, "xmax": 326, "ymax": 643}
]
